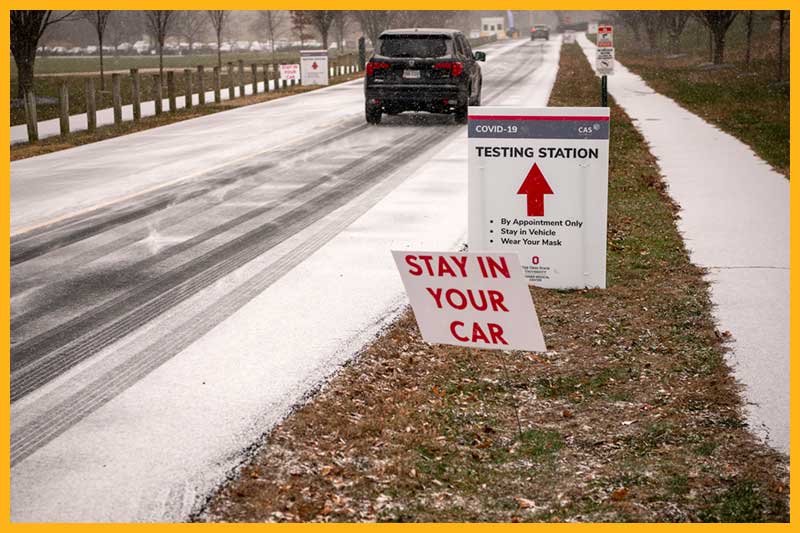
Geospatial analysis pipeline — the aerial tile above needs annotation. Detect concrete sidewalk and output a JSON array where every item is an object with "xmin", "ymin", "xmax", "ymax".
[{"xmin": 578, "ymin": 34, "xmax": 790, "ymax": 454}]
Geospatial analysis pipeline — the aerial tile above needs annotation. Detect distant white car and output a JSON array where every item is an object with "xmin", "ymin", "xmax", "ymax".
[
  {"xmin": 249, "ymin": 41, "xmax": 263, "ymax": 52},
  {"xmin": 117, "ymin": 42, "xmax": 131, "ymax": 52},
  {"xmin": 220, "ymin": 42, "xmax": 232, "ymax": 52},
  {"xmin": 133, "ymin": 40, "xmax": 150, "ymax": 54},
  {"xmin": 85, "ymin": 45, "xmax": 98, "ymax": 54}
]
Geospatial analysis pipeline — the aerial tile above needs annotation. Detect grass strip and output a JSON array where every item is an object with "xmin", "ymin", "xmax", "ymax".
[{"xmin": 198, "ymin": 43, "xmax": 789, "ymax": 523}]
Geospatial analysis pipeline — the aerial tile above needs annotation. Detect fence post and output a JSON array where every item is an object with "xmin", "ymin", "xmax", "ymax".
[
  {"xmin": 58, "ymin": 81, "xmax": 70, "ymax": 135},
  {"xmin": 263, "ymin": 63, "xmax": 270, "ymax": 92},
  {"xmin": 24, "ymin": 90, "xmax": 38, "ymax": 142},
  {"xmin": 251, "ymin": 63, "xmax": 258, "ymax": 95},
  {"xmin": 227, "ymin": 62, "xmax": 235, "ymax": 99},
  {"xmin": 85, "ymin": 78, "xmax": 96, "ymax": 132},
  {"xmin": 238, "ymin": 59, "xmax": 245, "ymax": 97},
  {"xmin": 153, "ymin": 74, "xmax": 162, "ymax": 115},
  {"xmin": 183, "ymin": 68, "xmax": 193, "ymax": 109},
  {"xmin": 112, "ymin": 73, "xmax": 122, "ymax": 126},
  {"xmin": 197, "ymin": 65, "xmax": 205, "ymax": 105},
  {"xmin": 130, "ymin": 68, "xmax": 141, "ymax": 122},
  {"xmin": 167, "ymin": 71, "xmax": 176, "ymax": 112},
  {"xmin": 213, "ymin": 66, "xmax": 221, "ymax": 103},
  {"xmin": 273, "ymin": 64, "xmax": 280, "ymax": 90}
]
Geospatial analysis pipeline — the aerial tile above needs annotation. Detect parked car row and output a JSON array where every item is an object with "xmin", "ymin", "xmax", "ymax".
[{"xmin": 37, "ymin": 39, "xmax": 352, "ymax": 57}]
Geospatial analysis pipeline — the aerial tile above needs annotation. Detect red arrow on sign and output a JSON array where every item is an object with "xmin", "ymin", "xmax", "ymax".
[
  {"xmin": 312, "ymin": 61, "xmax": 318, "ymax": 70},
  {"xmin": 517, "ymin": 163, "xmax": 553, "ymax": 217}
]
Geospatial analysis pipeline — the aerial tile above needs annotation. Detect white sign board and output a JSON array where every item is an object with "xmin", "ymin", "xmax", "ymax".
[
  {"xmin": 563, "ymin": 30, "xmax": 575, "ymax": 44},
  {"xmin": 597, "ymin": 25, "xmax": 614, "ymax": 48},
  {"xmin": 392, "ymin": 251, "xmax": 546, "ymax": 351},
  {"xmin": 279, "ymin": 63, "xmax": 299, "ymax": 80},
  {"xmin": 596, "ymin": 47, "xmax": 615, "ymax": 76},
  {"xmin": 300, "ymin": 49, "xmax": 329, "ymax": 86},
  {"xmin": 587, "ymin": 23, "xmax": 598, "ymax": 35},
  {"xmin": 467, "ymin": 107, "xmax": 610, "ymax": 289}
]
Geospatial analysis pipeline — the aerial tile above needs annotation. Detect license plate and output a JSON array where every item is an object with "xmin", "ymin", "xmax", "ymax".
[{"xmin": 403, "ymin": 69, "xmax": 421, "ymax": 79}]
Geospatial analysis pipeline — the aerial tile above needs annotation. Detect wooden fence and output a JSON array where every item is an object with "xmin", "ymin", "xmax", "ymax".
[{"xmin": 20, "ymin": 54, "xmax": 361, "ymax": 143}]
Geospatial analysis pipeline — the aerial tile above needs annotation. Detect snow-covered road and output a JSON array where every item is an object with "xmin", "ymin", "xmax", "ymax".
[
  {"xmin": 577, "ymin": 34, "xmax": 789, "ymax": 454},
  {"xmin": 10, "ymin": 37, "xmax": 562, "ymax": 522}
]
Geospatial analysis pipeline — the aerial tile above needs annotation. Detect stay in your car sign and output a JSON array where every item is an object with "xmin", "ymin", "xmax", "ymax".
[{"xmin": 467, "ymin": 107, "xmax": 610, "ymax": 289}]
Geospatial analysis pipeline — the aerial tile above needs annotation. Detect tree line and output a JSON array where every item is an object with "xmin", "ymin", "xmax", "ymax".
[
  {"xmin": 10, "ymin": 10, "xmax": 470, "ymax": 99},
  {"xmin": 608, "ymin": 10, "xmax": 789, "ymax": 78}
]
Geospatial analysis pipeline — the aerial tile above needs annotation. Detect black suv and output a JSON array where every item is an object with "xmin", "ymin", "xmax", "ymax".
[
  {"xmin": 531, "ymin": 25, "xmax": 550, "ymax": 40},
  {"xmin": 364, "ymin": 28, "xmax": 485, "ymax": 124}
]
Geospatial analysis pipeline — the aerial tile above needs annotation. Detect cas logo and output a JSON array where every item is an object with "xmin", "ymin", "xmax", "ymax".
[{"xmin": 578, "ymin": 123, "xmax": 601, "ymax": 134}]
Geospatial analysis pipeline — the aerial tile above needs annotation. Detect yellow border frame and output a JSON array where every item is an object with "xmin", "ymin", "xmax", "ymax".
[{"xmin": 1, "ymin": 3, "xmax": 796, "ymax": 529}]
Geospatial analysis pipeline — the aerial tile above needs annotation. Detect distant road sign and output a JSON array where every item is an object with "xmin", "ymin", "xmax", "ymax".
[
  {"xmin": 588, "ymin": 22, "xmax": 598, "ymax": 35},
  {"xmin": 597, "ymin": 25, "xmax": 614, "ymax": 48},
  {"xmin": 467, "ymin": 107, "xmax": 610, "ymax": 289},
  {"xmin": 279, "ymin": 64, "xmax": 299, "ymax": 81},
  {"xmin": 392, "ymin": 251, "xmax": 546, "ymax": 351},
  {"xmin": 563, "ymin": 30, "xmax": 576, "ymax": 44},
  {"xmin": 596, "ymin": 47, "xmax": 615, "ymax": 76},
  {"xmin": 300, "ymin": 49, "xmax": 329, "ymax": 86}
]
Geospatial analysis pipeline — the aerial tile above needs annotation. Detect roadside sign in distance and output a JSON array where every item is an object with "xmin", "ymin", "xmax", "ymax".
[
  {"xmin": 597, "ymin": 25, "xmax": 614, "ymax": 48},
  {"xmin": 588, "ymin": 23, "xmax": 599, "ymax": 35},
  {"xmin": 392, "ymin": 251, "xmax": 547, "ymax": 352},
  {"xmin": 563, "ymin": 31, "xmax": 576, "ymax": 44},
  {"xmin": 596, "ymin": 47, "xmax": 615, "ymax": 76},
  {"xmin": 300, "ymin": 49, "xmax": 329, "ymax": 86},
  {"xmin": 467, "ymin": 106, "xmax": 610, "ymax": 289},
  {"xmin": 279, "ymin": 64, "xmax": 299, "ymax": 81}
]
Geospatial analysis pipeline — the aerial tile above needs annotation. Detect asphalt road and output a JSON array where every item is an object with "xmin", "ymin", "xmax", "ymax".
[{"xmin": 10, "ymin": 37, "xmax": 562, "ymax": 521}]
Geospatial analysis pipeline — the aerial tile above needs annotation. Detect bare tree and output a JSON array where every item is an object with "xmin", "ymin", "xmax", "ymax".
[
  {"xmin": 743, "ymin": 11, "xmax": 754, "ymax": 67},
  {"xmin": 617, "ymin": 11, "xmax": 644, "ymax": 44},
  {"xmin": 11, "ymin": 10, "xmax": 75, "ymax": 98},
  {"xmin": 698, "ymin": 11, "xmax": 739, "ymax": 65},
  {"xmin": 207, "ymin": 10, "xmax": 229, "ymax": 69},
  {"xmin": 640, "ymin": 11, "xmax": 664, "ymax": 51},
  {"xmin": 82, "ymin": 11, "xmax": 111, "ymax": 89},
  {"xmin": 290, "ymin": 10, "xmax": 310, "ymax": 47},
  {"xmin": 178, "ymin": 10, "xmax": 207, "ymax": 54},
  {"xmin": 353, "ymin": 11, "xmax": 395, "ymax": 49},
  {"xmin": 144, "ymin": 10, "xmax": 176, "ymax": 79},
  {"xmin": 332, "ymin": 11, "xmax": 349, "ymax": 50},
  {"xmin": 107, "ymin": 11, "xmax": 143, "ymax": 55},
  {"xmin": 662, "ymin": 11, "xmax": 691, "ymax": 54},
  {"xmin": 304, "ymin": 10, "xmax": 337, "ymax": 49},
  {"xmin": 777, "ymin": 10, "xmax": 788, "ymax": 81},
  {"xmin": 253, "ymin": 11, "xmax": 285, "ymax": 62}
]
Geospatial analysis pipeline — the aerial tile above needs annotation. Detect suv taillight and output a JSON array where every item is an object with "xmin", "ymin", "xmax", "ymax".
[
  {"xmin": 433, "ymin": 61, "xmax": 463, "ymax": 77},
  {"xmin": 366, "ymin": 61, "xmax": 390, "ymax": 76}
]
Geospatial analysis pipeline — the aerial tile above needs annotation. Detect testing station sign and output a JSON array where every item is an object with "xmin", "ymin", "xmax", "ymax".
[
  {"xmin": 468, "ymin": 107, "xmax": 610, "ymax": 289},
  {"xmin": 300, "ymin": 49, "xmax": 329, "ymax": 86},
  {"xmin": 393, "ymin": 251, "xmax": 546, "ymax": 352}
]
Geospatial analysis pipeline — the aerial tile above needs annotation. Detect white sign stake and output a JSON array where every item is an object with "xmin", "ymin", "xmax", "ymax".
[
  {"xmin": 467, "ymin": 107, "xmax": 610, "ymax": 289},
  {"xmin": 392, "ymin": 251, "xmax": 546, "ymax": 352}
]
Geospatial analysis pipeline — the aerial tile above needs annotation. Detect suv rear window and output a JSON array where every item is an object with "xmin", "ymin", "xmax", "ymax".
[{"xmin": 379, "ymin": 35, "xmax": 449, "ymax": 58}]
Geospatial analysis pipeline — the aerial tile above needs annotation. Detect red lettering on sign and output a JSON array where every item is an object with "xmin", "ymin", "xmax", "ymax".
[
  {"xmin": 450, "ymin": 321, "xmax": 509, "ymax": 345},
  {"xmin": 450, "ymin": 320, "xmax": 468, "ymax": 341},
  {"xmin": 451, "ymin": 255, "xmax": 468, "ymax": 277},
  {"xmin": 488, "ymin": 290, "xmax": 509, "ymax": 312},
  {"xmin": 405, "ymin": 255, "xmax": 423, "ymax": 276},
  {"xmin": 485, "ymin": 256, "xmax": 510, "ymax": 279},
  {"xmin": 425, "ymin": 287, "xmax": 443, "ymax": 307},
  {"xmin": 488, "ymin": 323, "xmax": 508, "ymax": 345}
]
